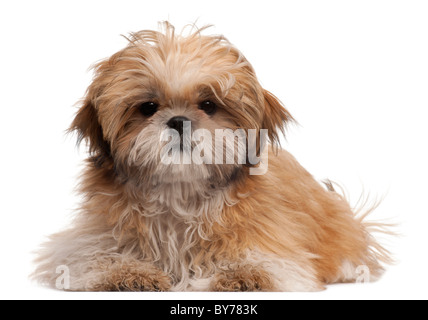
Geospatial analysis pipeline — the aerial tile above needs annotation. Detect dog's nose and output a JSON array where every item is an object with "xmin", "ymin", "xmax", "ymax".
[{"xmin": 167, "ymin": 116, "xmax": 190, "ymax": 136}]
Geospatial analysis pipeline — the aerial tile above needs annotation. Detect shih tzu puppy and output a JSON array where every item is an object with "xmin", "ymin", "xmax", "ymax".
[{"xmin": 33, "ymin": 22, "xmax": 390, "ymax": 291}]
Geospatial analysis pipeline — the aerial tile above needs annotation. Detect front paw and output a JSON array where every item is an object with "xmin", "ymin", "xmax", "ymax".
[
  {"xmin": 90, "ymin": 262, "xmax": 171, "ymax": 292},
  {"xmin": 211, "ymin": 266, "xmax": 274, "ymax": 292}
]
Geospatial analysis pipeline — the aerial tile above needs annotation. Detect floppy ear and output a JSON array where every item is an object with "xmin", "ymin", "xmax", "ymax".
[
  {"xmin": 262, "ymin": 89, "xmax": 295, "ymax": 146},
  {"xmin": 69, "ymin": 93, "xmax": 111, "ymax": 167}
]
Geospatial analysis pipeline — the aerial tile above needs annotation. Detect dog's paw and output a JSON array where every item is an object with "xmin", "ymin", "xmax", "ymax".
[
  {"xmin": 90, "ymin": 262, "xmax": 172, "ymax": 292},
  {"xmin": 211, "ymin": 266, "xmax": 274, "ymax": 292}
]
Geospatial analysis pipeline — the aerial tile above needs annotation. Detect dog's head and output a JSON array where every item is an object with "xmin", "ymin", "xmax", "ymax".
[{"xmin": 71, "ymin": 23, "xmax": 293, "ymax": 187}]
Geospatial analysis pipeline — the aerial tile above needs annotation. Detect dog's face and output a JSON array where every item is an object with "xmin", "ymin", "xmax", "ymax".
[{"xmin": 71, "ymin": 24, "xmax": 292, "ymax": 188}]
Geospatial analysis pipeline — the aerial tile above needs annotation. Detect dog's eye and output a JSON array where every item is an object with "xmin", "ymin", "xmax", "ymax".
[
  {"xmin": 139, "ymin": 102, "xmax": 159, "ymax": 117},
  {"xmin": 198, "ymin": 100, "xmax": 217, "ymax": 115}
]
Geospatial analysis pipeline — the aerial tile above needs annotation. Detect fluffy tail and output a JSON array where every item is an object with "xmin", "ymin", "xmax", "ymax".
[{"xmin": 323, "ymin": 179, "xmax": 396, "ymax": 281}]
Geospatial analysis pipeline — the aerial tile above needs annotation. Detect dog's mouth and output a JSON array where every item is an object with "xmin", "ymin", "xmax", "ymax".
[{"xmin": 159, "ymin": 136, "xmax": 195, "ymax": 165}]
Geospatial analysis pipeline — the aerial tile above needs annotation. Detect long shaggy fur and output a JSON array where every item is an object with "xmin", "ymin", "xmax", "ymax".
[{"xmin": 32, "ymin": 22, "xmax": 391, "ymax": 291}]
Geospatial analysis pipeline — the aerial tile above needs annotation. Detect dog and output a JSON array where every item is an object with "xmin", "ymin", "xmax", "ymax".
[{"xmin": 33, "ymin": 22, "xmax": 390, "ymax": 291}]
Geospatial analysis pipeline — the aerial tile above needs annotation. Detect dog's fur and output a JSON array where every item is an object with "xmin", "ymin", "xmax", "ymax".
[{"xmin": 33, "ymin": 23, "xmax": 390, "ymax": 291}]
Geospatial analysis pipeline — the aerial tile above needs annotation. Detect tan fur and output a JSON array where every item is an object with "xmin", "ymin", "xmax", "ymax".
[
  {"xmin": 89, "ymin": 260, "xmax": 172, "ymax": 292},
  {"xmin": 212, "ymin": 265, "xmax": 274, "ymax": 292},
  {"xmin": 32, "ymin": 22, "xmax": 391, "ymax": 291}
]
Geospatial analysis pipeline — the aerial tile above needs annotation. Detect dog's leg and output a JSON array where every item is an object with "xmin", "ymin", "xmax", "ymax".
[
  {"xmin": 32, "ymin": 216, "xmax": 172, "ymax": 292},
  {"xmin": 211, "ymin": 264, "xmax": 274, "ymax": 292},
  {"xmin": 88, "ymin": 259, "xmax": 171, "ymax": 292},
  {"xmin": 208, "ymin": 251, "xmax": 323, "ymax": 292}
]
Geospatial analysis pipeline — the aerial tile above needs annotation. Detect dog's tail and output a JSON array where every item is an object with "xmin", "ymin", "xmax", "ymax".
[{"xmin": 323, "ymin": 179, "xmax": 396, "ymax": 280}]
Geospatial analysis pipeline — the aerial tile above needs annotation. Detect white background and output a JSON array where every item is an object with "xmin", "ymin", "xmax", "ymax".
[{"xmin": 1, "ymin": 0, "xmax": 427, "ymax": 300}]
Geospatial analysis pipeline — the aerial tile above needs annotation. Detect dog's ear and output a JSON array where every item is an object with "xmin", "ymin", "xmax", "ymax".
[
  {"xmin": 262, "ymin": 89, "xmax": 295, "ymax": 146},
  {"xmin": 69, "ymin": 90, "xmax": 111, "ymax": 167}
]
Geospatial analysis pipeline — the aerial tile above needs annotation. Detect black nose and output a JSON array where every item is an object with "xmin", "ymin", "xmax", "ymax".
[{"xmin": 167, "ymin": 116, "xmax": 190, "ymax": 136}]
